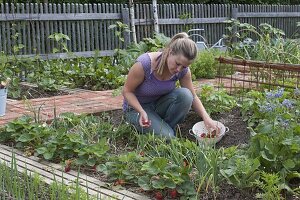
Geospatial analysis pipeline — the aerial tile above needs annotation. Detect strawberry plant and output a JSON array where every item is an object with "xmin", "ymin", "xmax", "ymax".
[
  {"xmin": 199, "ymin": 84, "xmax": 237, "ymax": 115},
  {"xmin": 137, "ymin": 157, "xmax": 193, "ymax": 192},
  {"xmin": 97, "ymin": 152, "xmax": 148, "ymax": 183},
  {"xmin": 4, "ymin": 116, "xmax": 52, "ymax": 148},
  {"xmin": 220, "ymin": 154, "xmax": 261, "ymax": 188},
  {"xmin": 75, "ymin": 138, "xmax": 109, "ymax": 166}
]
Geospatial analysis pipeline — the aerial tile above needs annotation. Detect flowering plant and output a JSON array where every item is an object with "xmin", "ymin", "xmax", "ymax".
[{"xmin": 243, "ymin": 87, "xmax": 300, "ymax": 183}]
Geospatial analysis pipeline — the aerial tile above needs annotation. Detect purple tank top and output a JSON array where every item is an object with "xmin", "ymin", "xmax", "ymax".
[{"xmin": 123, "ymin": 53, "xmax": 189, "ymax": 111}]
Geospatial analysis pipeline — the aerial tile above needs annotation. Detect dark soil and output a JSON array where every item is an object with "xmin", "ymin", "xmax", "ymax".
[
  {"xmin": 8, "ymin": 84, "xmax": 69, "ymax": 100},
  {"xmin": 179, "ymin": 107, "xmax": 251, "ymax": 149}
]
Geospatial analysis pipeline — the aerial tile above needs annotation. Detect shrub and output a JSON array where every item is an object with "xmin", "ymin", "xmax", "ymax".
[{"xmin": 190, "ymin": 49, "xmax": 228, "ymax": 79}]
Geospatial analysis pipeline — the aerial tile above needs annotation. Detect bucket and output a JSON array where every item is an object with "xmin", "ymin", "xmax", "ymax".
[
  {"xmin": 189, "ymin": 121, "xmax": 229, "ymax": 145},
  {"xmin": 0, "ymin": 88, "xmax": 8, "ymax": 116}
]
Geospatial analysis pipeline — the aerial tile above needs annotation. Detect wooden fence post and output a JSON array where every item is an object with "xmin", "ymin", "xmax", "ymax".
[
  {"xmin": 231, "ymin": 6, "xmax": 238, "ymax": 43},
  {"xmin": 152, "ymin": 0, "xmax": 159, "ymax": 34},
  {"xmin": 121, "ymin": 7, "xmax": 131, "ymax": 47},
  {"xmin": 129, "ymin": 0, "xmax": 137, "ymax": 44}
]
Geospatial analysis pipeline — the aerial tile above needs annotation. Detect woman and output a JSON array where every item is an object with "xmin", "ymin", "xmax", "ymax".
[{"xmin": 122, "ymin": 32, "xmax": 218, "ymax": 139}]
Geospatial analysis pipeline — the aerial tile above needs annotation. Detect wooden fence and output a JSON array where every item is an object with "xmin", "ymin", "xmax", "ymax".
[{"xmin": 0, "ymin": 3, "xmax": 300, "ymax": 59}]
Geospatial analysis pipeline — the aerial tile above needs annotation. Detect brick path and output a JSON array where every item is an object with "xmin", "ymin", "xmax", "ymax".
[
  {"xmin": 0, "ymin": 78, "xmax": 237, "ymax": 127},
  {"xmin": 0, "ymin": 90, "xmax": 123, "ymax": 126}
]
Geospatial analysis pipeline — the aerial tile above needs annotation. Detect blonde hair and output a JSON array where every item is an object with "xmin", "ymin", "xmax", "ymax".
[{"xmin": 157, "ymin": 32, "xmax": 197, "ymax": 75}]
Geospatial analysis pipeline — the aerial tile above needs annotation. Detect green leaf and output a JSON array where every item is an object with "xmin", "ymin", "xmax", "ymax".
[
  {"xmin": 152, "ymin": 178, "xmax": 165, "ymax": 189},
  {"xmin": 87, "ymin": 158, "xmax": 96, "ymax": 167},
  {"xmin": 137, "ymin": 176, "xmax": 151, "ymax": 191},
  {"xmin": 108, "ymin": 24, "xmax": 117, "ymax": 29},
  {"xmin": 36, "ymin": 147, "xmax": 47, "ymax": 154},
  {"xmin": 283, "ymin": 159, "xmax": 295, "ymax": 170},
  {"xmin": 96, "ymin": 164, "xmax": 108, "ymax": 174},
  {"xmin": 76, "ymin": 157, "xmax": 86, "ymax": 165},
  {"xmin": 257, "ymin": 123, "xmax": 273, "ymax": 134},
  {"xmin": 18, "ymin": 133, "xmax": 33, "ymax": 142},
  {"xmin": 164, "ymin": 179, "xmax": 176, "ymax": 189},
  {"xmin": 43, "ymin": 151, "xmax": 54, "ymax": 160},
  {"xmin": 261, "ymin": 151, "xmax": 275, "ymax": 161}
]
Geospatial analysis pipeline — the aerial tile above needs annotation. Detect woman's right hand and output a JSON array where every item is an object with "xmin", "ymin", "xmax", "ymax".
[{"xmin": 139, "ymin": 111, "xmax": 151, "ymax": 128}]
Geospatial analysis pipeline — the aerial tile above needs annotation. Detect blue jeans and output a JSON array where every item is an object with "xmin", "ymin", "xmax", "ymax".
[{"xmin": 124, "ymin": 88, "xmax": 193, "ymax": 139}]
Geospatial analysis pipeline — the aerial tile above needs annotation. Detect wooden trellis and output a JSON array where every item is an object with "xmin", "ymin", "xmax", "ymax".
[{"xmin": 216, "ymin": 57, "xmax": 300, "ymax": 95}]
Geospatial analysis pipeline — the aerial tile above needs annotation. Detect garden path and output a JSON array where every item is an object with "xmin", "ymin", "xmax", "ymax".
[{"xmin": 0, "ymin": 78, "xmax": 232, "ymax": 127}]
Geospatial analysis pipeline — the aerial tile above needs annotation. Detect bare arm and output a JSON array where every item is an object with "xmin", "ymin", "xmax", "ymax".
[
  {"xmin": 179, "ymin": 69, "xmax": 217, "ymax": 129},
  {"xmin": 122, "ymin": 62, "xmax": 150, "ymax": 126}
]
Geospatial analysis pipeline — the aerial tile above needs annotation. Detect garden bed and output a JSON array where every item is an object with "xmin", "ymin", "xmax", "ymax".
[
  {"xmin": 1, "ymin": 106, "xmax": 299, "ymax": 200},
  {"xmin": 9, "ymin": 82, "xmax": 69, "ymax": 100},
  {"xmin": 80, "ymin": 108, "xmax": 259, "ymax": 200},
  {"xmin": 90, "ymin": 108, "xmax": 298, "ymax": 200}
]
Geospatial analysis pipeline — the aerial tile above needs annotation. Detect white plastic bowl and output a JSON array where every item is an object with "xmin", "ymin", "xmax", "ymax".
[{"xmin": 189, "ymin": 121, "xmax": 229, "ymax": 145}]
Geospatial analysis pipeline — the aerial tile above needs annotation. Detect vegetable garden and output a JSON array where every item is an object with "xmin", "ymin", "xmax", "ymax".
[{"xmin": 0, "ymin": 20, "xmax": 299, "ymax": 200}]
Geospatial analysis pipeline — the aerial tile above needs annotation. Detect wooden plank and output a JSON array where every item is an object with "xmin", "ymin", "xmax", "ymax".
[
  {"xmin": 62, "ymin": 4, "xmax": 69, "ymax": 52},
  {"xmin": 16, "ymin": 50, "xmax": 114, "ymax": 59},
  {"xmin": 71, "ymin": 3, "xmax": 76, "ymax": 52},
  {"xmin": 35, "ymin": 3, "xmax": 41, "ymax": 54},
  {"xmin": 207, "ymin": 4, "xmax": 211, "ymax": 44},
  {"xmin": 25, "ymin": 3, "xmax": 32, "ymax": 54},
  {"xmin": 135, "ymin": 16, "xmax": 229, "ymax": 26},
  {"xmin": 84, "ymin": 4, "xmax": 90, "ymax": 51},
  {"xmin": 157, "ymin": 4, "xmax": 161, "ymax": 35},
  {"xmin": 39, "ymin": 3, "xmax": 45, "ymax": 54},
  {"xmin": 111, "ymin": 4, "xmax": 116, "ymax": 50},
  {"xmin": 53, "ymin": 4, "xmax": 59, "ymax": 50},
  {"xmin": 30, "ymin": 3, "xmax": 37, "ymax": 54},
  {"xmin": 49, "ymin": 3, "xmax": 55, "ymax": 53},
  {"xmin": 236, "ymin": 12, "xmax": 300, "ymax": 18},
  {"xmin": 20, "ymin": 3, "xmax": 26, "ymax": 54},
  {"xmin": 0, "ymin": 144, "xmax": 150, "ymax": 200},
  {"xmin": 107, "ymin": 4, "xmax": 114, "ymax": 50},
  {"xmin": 121, "ymin": 7, "xmax": 130, "ymax": 48},
  {"xmin": 75, "ymin": 4, "xmax": 81, "ymax": 52},
  {"xmin": 89, "ymin": 4, "xmax": 94, "ymax": 51},
  {"xmin": 98, "ymin": 4, "xmax": 103, "ymax": 50},
  {"xmin": 190, "ymin": 4, "xmax": 195, "ymax": 32},
  {"xmin": 133, "ymin": 4, "xmax": 138, "ymax": 42},
  {"xmin": 199, "ymin": 3, "xmax": 204, "ymax": 25},
  {"xmin": 66, "ymin": 4, "xmax": 72, "ymax": 52},
  {"xmin": 104, "ymin": 3, "xmax": 108, "ymax": 50},
  {"xmin": 16, "ymin": 4, "xmax": 22, "ymax": 54},
  {"xmin": 5, "ymin": 3, "xmax": 11, "ymax": 54},
  {"xmin": 10, "ymin": 3, "xmax": 16, "ymax": 51},
  {"xmin": 117, "ymin": 4, "xmax": 122, "ymax": 48},
  {"xmin": 0, "ymin": 12, "xmax": 122, "ymax": 21},
  {"xmin": 57, "ymin": 4, "xmax": 63, "ymax": 34},
  {"xmin": 94, "ymin": 4, "xmax": 99, "ymax": 50},
  {"xmin": 164, "ymin": 4, "xmax": 168, "ymax": 36},
  {"xmin": 170, "ymin": 4, "xmax": 175, "ymax": 36},
  {"xmin": 44, "ymin": 3, "xmax": 50, "ymax": 53},
  {"xmin": 203, "ymin": 4, "xmax": 208, "ymax": 44}
]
